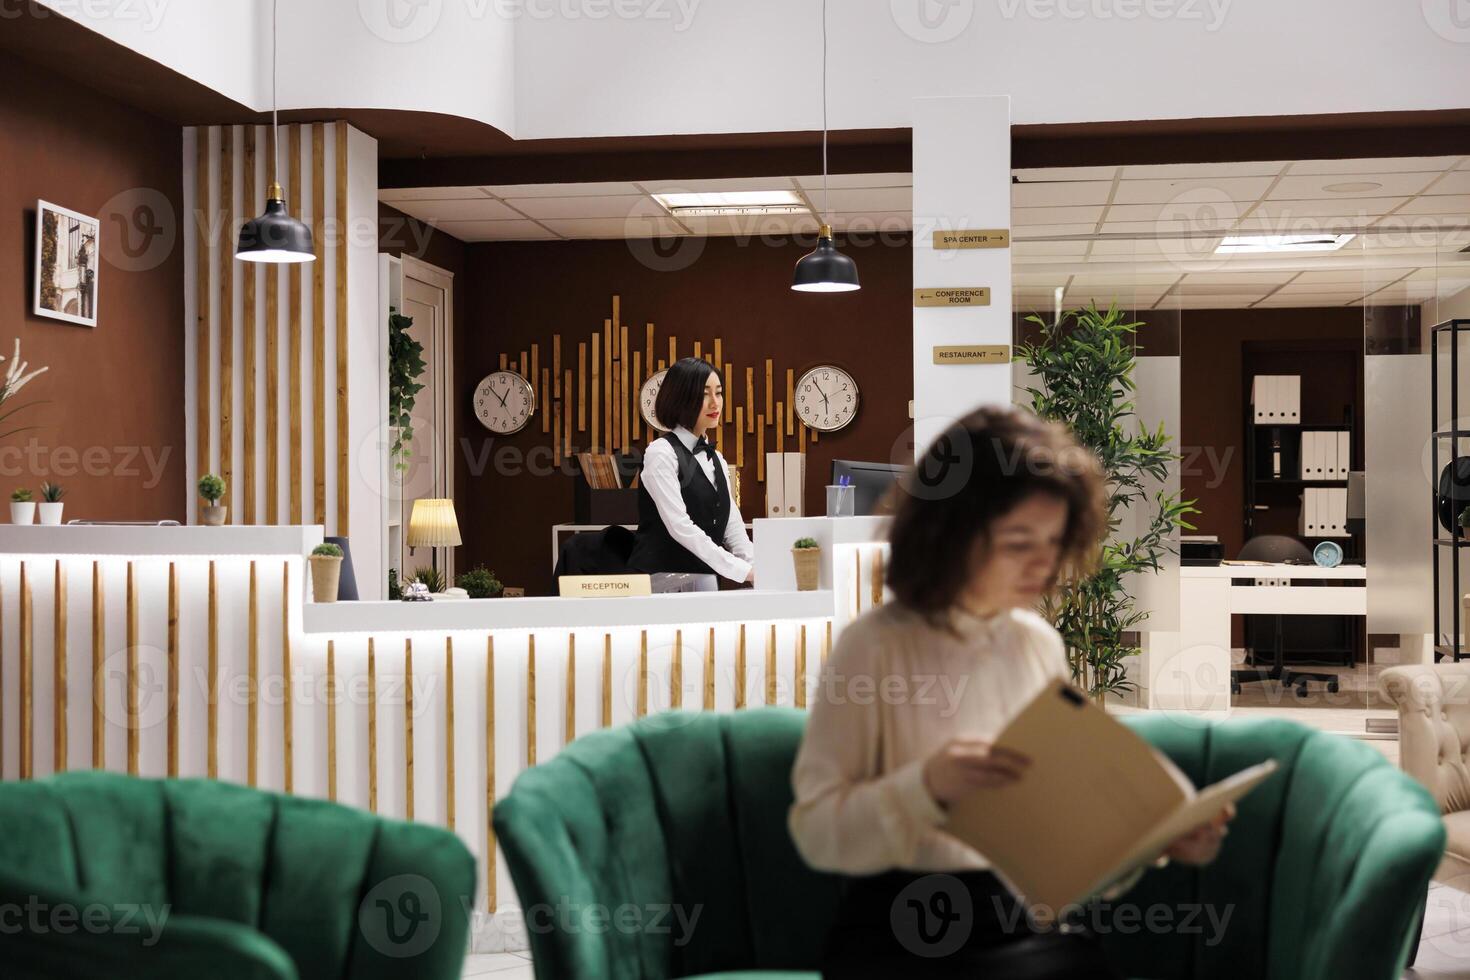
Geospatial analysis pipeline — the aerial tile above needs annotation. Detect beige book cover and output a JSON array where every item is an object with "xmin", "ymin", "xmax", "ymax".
[{"xmin": 943, "ymin": 678, "xmax": 1278, "ymax": 912}]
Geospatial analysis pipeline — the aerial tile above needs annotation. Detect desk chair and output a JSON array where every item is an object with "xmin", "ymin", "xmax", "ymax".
[{"xmin": 1230, "ymin": 534, "xmax": 1341, "ymax": 698}]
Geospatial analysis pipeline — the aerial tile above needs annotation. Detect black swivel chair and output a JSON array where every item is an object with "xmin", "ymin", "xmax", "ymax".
[{"xmin": 1229, "ymin": 534, "xmax": 1341, "ymax": 699}]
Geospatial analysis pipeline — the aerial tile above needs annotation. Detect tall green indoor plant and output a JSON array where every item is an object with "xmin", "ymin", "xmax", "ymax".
[
  {"xmin": 388, "ymin": 307, "xmax": 426, "ymax": 473},
  {"xmin": 1017, "ymin": 302, "xmax": 1198, "ymax": 699}
]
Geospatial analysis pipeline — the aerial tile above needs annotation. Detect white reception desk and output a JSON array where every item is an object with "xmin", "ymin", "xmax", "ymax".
[{"xmin": 0, "ymin": 518, "xmax": 889, "ymax": 949}]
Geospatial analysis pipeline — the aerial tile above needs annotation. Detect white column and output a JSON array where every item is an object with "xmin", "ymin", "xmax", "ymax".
[{"xmin": 911, "ymin": 95, "xmax": 1014, "ymax": 458}]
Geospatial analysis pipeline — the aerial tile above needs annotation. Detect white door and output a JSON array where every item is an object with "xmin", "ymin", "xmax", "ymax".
[{"xmin": 396, "ymin": 258, "xmax": 455, "ymax": 586}]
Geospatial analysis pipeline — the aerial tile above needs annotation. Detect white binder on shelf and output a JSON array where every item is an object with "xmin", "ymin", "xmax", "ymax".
[
  {"xmin": 1324, "ymin": 430, "xmax": 1339, "ymax": 481},
  {"xmin": 1264, "ymin": 376, "xmax": 1281, "ymax": 423},
  {"xmin": 1304, "ymin": 488, "xmax": 1320, "ymax": 536},
  {"xmin": 1252, "ymin": 376, "xmax": 1270, "ymax": 423},
  {"xmin": 1330, "ymin": 487, "xmax": 1348, "ymax": 536},
  {"xmin": 1282, "ymin": 376, "xmax": 1300, "ymax": 424},
  {"xmin": 766, "ymin": 453, "xmax": 785, "ymax": 518},
  {"xmin": 1337, "ymin": 431, "xmax": 1350, "ymax": 478},
  {"xmin": 1299, "ymin": 432, "xmax": 1313, "ymax": 480},
  {"xmin": 782, "ymin": 452, "xmax": 805, "ymax": 517}
]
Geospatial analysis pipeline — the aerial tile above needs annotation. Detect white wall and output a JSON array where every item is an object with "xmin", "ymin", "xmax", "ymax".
[{"xmin": 37, "ymin": 0, "xmax": 1470, "ymax": 142}]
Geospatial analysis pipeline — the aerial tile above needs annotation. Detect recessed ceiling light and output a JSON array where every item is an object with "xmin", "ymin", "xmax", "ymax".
[
  {"xmin": 1322, "ymin": 181, "xmax": 1383, "ymax": 193},
  {"xmin": 1215, "ymin": 233, "xmax": 1356, "ymax": 254},
  {"xmin": 653, "ymin": 190, "xmax": 808, "ymax": 217}
]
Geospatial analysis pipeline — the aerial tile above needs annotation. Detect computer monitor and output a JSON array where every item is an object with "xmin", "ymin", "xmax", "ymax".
[{"xmin": 831, "ymin": 460, "xmax": 907, "ymax": 516}]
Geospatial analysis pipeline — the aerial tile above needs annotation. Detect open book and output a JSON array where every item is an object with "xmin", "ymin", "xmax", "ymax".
[{"xmin": 942, "ymin": 678, "xmax": 1278, "ymax": 912}]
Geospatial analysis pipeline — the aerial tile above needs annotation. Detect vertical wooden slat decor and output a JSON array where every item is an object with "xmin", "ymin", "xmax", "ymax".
[
  {"xmin": 735, "ymin": 624, "xmax": 747, "ymax": 710},
  {"xmin": 796, "ymin": 625, "xmax": 807, "ymax": 709},
  {"xmin": 219, "ymin": 128, "xmax": 235, "ymax": 518},
  {"xmin": 288, "ymin": 124, "xmax": 303, "ymax": 524},
  {"xmin": 873, "ymin": 550, "xmax": 884, "ymax": 606},
  {"xmin": 327, "ymin": 639, "xmax": 338, "ymax": 802},
  {"xmin": 196, "ymin": 130, "xmax": 211, "ymax": 484},
  {"xmin": 532, "ymin": 343, "xmax": 543, "ymax": 434},
  {"xmin": 786, "ymin": 369, "xmax": 795, "ymax": 436},
  {"xmin": 126, "ymin": 562, "xmax": 138, "ymax": 775},
  {"xmin": 563, "ymin": 370, "xmax": 572, "ymax": 462},
  {"xmin": 265, "ymin": 141, "xmax": 280, "ymax": 525},
  {"xmin": 776, "ymin": 403, "xmax": 785, "ymax": 455},
  {"xmin": 591, "ymin": 332, "xmax": 601, "ymax": 452},
  {"xmin": 526, "ymin": 634, "xmax": 536, "ymax": 766},
  {"xmin": 668, "ymin": 335, "xmax": 676, "ymax": 366},
  {"xmin": 638, "ymin": 630, "xmax": 648, "ymax": 717},
  {"xmin": 485, "ymin": 636, "xmax": 497, "ymax": 912},
  {"xmin": 578, "ymin": 342, "xmax": 587, "ymax": 432},
  {"xmin": 282, "ymin": 564, "xmax": 293, "ymax": 792},
  {"xmin": 564, "ymin": 634, "xmax": 575, "ymax": 744},
  {"xmin": 242, "ymin": 126, "xmax": 257, "ymax": 525},
  {"xmin": 735, "ymin": 408, "xmax": 745, "ymax": 468},
  {"xmin": 824, "ymin": 621, "xmax": 832, "ymax": 669},
  {"xmin": 765, "ymin": 359, "xmax": 774, "ymax": 419},
  {"xmin": 91, "ymin": 563, "xmax": 102, "ymax": 769},
  {"xmin": 311, "ymin": 123, "xmax": 327, "ymax": 525},
  {"xmin": 670, "ymin": 629, "xmax": 682, "ymax": 708},
  {"xmin": 403, "ymin": 638, "xmax": 413, "ymax": 817},
  {"xmin": 167, "ymin": 563, "xmax": 179, "ymax": 777},
  {"xmin": 766, "ymin": 624, "xmax": 777, "ymax": 705},
  {"xmin": 247, "ymin": 560, "xmax": 259, "ymax": 786},
  {"xmin": 20, "ymin": 562, "xmax": 32, "ymax": 778},
  {"xmin": 335, "ymin": 120, "xmax": 350, "ymax": 536},
  {"xmin": 704, "ymin": 628, "xmax": 715, "ymax": 710},
  {"xmin": 799, "ymin": 422, "xmax": 806, "ymax": 456},
  {"xmin": 757, "ymin": 415, "xmax": 765, "ymax": 482},
  {"xmin": 547, "ymin": 369, "xmax": 557, "ymax": 457},
  {"xmin": 54, "ymin": 561, "xmax": 67, "ymax": 773},
  {"xmin": 855, "ymin": 551, "xmax": 862, "ymax": 618},
  {"xmin": 746, "ymin": 368, "xmax": 754, "ymax": 433},
  {"xmin": 601, "ymin": 634, "xmax": 611, "ymax": 728},
  {"xmin": 445, "ymin": 638, "xmax": 455, "ymax": 831},
  {"xmin": 621, "ymin": 324, "xmax": 631, "ymax": 450},
  {"xmin": 367, "ymin": 637, "xmax": 377, "ymax": 811},
  {"xmin": 602, "ymin": 320, "xmax": 612, "ymax": 452},
  {"xmin": 693, "ymin": 341, "xmax": 701, "ymax": 361},
  {"xmin": 208, "ymin": 562, "xmax": 218, "ymax": 777}
]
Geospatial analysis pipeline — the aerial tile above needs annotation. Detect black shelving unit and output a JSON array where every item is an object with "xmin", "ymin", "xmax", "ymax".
[{"xmin": 1431, "ymin": 318, "xmax": 1470, "ymax": 662}]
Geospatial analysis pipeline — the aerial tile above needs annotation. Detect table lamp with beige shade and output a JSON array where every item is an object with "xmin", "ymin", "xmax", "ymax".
[{"xmin": 406, "ymin": 498, "xmax": 462, "ymax": 592}]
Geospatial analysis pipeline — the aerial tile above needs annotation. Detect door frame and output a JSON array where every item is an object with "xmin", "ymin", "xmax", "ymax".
[{"xmin": 401, "ymin": 254, "xmax": 457, "ymax": 583}]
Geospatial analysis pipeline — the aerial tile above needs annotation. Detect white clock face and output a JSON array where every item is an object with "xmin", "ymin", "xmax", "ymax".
[
  {"xmin": 473, "ymin": 371, "xmax": 536, "ymax": 434},
  {"xmin": 640, "ymin": 369, "xmax": 669, "ymax": 432},
  {"xmin": 794, "ymin": 365, "xmax": 859, "ymax": 432}
]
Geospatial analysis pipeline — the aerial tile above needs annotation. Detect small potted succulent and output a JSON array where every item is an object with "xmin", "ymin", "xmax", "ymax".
[
  {"xmin": 792, "ymin": 537, "xmax": 821, "ymax": 591},
  {"xmin": 411, "ymin": 565, "xmax": 445, "ymax": 595},
  {"xmin": 37, "ymin": 481, "xmax": 65, "ymax": 525},
  {"xmin": 457, "ymin": 565, "xmax": 504, "ymax": 599},
  {"xmin": 198, "ymin": 474, "xmax": 226, "ymax": 526},
  {"xmin": 10, "ymin": 487, "xmax": 34, "ymax": 525},
  {"xmin": 309, "ymin": 542, "xmax": 344, "ymax": 603}
]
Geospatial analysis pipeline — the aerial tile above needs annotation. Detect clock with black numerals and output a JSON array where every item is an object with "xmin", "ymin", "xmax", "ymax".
[
  {"xmin": 640, "ymin": 369, "xmax": 669, "ymax": 432},
  {"xmin": 473, "ymin": 370, "xmax": 536, "ymax": 434},
  {"xmin": 793, "ymin": 364, "xmax": 859, "ymax": 432}
]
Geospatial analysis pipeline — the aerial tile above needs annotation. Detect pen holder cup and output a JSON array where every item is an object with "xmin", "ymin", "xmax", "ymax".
[{"xmin": 826, "ymin": 484, "xmax": 855, "ymax": 518}]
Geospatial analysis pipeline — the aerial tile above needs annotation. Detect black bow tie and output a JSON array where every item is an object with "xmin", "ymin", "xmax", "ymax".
[{"xmin": 692, "ymin": 437, "xmax": 714, "ymax": 459}]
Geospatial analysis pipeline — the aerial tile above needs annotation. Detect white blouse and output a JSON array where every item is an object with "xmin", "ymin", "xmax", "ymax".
[{"xmin": 640, "ymin": 426, "xmax": 753, "ymax": 582}]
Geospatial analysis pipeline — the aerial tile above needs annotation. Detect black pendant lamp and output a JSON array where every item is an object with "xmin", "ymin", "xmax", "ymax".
[
  {"xmin": 237, "ymin": 0, "xmax": 315, "ymax": 264},
  {"xmin": 792, "ymin": 0, "xmax": 858, "ymax": 293}
]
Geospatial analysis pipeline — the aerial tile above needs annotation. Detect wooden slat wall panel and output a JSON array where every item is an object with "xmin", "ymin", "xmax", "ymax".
[
  {"xmin": 54, "ymin": 562, "xmax": 66, "ymax": 773},
  {"xmin": 311, "ymin": 123, "xmax": 326, "ymax": 525},
  {"xmin": 219, "ymin": 127, "xmax": 234, "ymax": 518},
  {"xmin": 196, "ymin": 130, "xmax": 211, "ymax": 487},
  {"xmin": 242, "ymin": 125, "xmax": 257, "ymax": 524},
  {"xmin": 265, "ymin": 131, "xmax": 280, "ymax": 525},
  {"xmin": 288, "ymin": 124, "xmax": 303, "ymax": 523},
  {"xmin": 335, "ymin": 121, "xmax": 350, "ymax": 536}
]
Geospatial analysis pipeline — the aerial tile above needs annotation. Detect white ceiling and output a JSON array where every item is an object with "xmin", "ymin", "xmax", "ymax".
[{"xmin": 381, "ymin": 155, "xmax": 1470, "ymax": 311}]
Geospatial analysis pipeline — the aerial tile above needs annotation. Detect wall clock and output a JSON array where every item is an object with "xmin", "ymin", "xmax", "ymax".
[
  {"xmin": 473, "ymin": 370, "xmax": 536, "ymax": 434},
  {"xmin": 640, "ymin": 369, "xmax": 669, "ymax": 433},
  {"xmin": 794, "ymin": 364, "xmax": 859, "ymax": 432}
]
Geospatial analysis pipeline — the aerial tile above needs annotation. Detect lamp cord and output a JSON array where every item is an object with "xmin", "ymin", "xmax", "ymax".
[
  {"xmin": 271, "ymin": 0, "xmax": 279, "ymax": 188},
  {"xmin": 820, "ymin": 0, "xmax": 828, "ymax": 225}
]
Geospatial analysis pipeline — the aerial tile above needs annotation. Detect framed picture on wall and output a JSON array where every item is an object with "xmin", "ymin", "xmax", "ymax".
[{"xmin": 33, "ymin": 199, "xmax": 99, "ymax": 328}]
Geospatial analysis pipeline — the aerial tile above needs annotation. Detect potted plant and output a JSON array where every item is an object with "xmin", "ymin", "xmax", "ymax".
[
  {"xmin": 198, "ymin": 474, "xmax": 226, "ymax": 526},
  {"xmin": 458, "ymin": 565, "xmax": 504, "ymax": 599},
  {"xmin": 38, "ymin": 481, "xmax": 64, "ymax": 525},
  {"xmin": 309, "ymin": 542, "xmax": 344, "ymax": 603},
  {"xmin": 411, "ymin": 565, "xmax": 445, "ymax": 595},
  {"xmin": 792, "ymin": 537, "xmax": 821, "ymax": 591},
  {"xmin": 387, "ymin": 567, "xmax": 401, "ymax": 601},
  {"xmin": 9, "ymin": 487, "xmax": 34, "ymax": 525}
]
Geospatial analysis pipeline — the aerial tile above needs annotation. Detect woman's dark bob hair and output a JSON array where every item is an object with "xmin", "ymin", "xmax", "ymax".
[
  {"xmin": 885, "ymin": 405, "xmax": 1107, "ymax": 619},
  {"xmin": 655, "ymin": 357, "xmax": 723, "ymax": 432}
]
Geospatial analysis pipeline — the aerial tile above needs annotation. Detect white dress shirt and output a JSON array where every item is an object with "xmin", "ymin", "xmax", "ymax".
[
  {"xmin": 788, "ymin": 600, "xmax": 1148, "ymax": 898},
  {"xmin": 640, "ymin": 426, "xmax": 754, "ymax": 583}
]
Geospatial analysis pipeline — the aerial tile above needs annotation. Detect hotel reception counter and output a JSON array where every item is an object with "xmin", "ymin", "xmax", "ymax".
[{"xmin": 0, "ymin": 517, "xmax": 890, "ymax": 941}]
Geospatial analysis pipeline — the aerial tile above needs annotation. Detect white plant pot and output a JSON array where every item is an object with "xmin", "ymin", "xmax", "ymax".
[
  {"xmin": 201, "ymin": 503, "xmax": 227, "ymax": 526},
  {"xmin": 10, "ymin": 501, "xmax": 35, "ymax": 525},
  {"xmin": 37, "ymin": 502, "xmax": 64, "ymax": 525}
]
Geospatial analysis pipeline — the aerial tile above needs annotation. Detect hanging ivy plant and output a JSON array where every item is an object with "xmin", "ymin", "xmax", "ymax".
[{"xmin": 388, "ymin": 307, "xmax": 426, "ymax": 473}]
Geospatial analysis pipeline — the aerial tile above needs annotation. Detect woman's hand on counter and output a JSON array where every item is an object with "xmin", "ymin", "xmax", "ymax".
[{"xmin": 744, "ymin": 567, "xmax": 755, "ymax": 584}]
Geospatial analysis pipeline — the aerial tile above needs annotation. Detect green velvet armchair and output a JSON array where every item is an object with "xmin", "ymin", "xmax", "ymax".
[
  {"xmin": 0, "ymin": 770, "xmax": 476, "ymax": 980},
  {"xmin": 493, "ymin": 708, "xmax": 1443, "ymax": 980}
]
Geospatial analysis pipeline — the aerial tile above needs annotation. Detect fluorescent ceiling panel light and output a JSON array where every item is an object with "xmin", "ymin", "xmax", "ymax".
[
  {"xmin": 1215, "ymin": 234, "xmax": 1356, "ymax": 254},
  {"xmin": 654, "ymin": 190, "xmax": 808, "ymax": 217}
]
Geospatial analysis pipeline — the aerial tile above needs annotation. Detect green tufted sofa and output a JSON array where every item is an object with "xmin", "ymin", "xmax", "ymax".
[
  {"xmin": 493, "ymin": 707, "xmax": 1444, "ymax": 980},
  {"xmin": 0, "ymin": 770, "xmax": 476, "ymax": 980}
]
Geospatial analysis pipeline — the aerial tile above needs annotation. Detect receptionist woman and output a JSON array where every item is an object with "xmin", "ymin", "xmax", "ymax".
[{"xmin": 628, "ymin": 357, "xmax": 754, "ymax": 593}]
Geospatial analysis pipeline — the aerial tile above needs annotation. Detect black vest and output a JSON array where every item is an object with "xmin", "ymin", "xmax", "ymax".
[{"xmin": 628, "ymin": 432, "xmax": 732, "ymax": 576}]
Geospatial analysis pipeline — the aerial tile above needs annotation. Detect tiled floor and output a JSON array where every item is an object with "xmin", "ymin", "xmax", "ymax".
[{"xmin": 462, "ymin": 950, "xmax": 535, "ymax": 978}]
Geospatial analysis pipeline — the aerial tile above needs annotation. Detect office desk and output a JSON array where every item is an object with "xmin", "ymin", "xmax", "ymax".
[{"xmin": 1142, "ymin": 563, "xmax": 1367, "ymax": 711}]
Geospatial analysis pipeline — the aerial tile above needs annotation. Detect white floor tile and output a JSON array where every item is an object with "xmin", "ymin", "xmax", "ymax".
[{"xmin": 462, "ymin": 952, "xmax": 537, "ymax": 977}]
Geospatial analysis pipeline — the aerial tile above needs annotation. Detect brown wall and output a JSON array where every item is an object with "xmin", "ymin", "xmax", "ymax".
[
  {"xmin": 454, "ymin": 235, "xmax": 913, "ymax": 596},
  {"xmin": 0, "ymin": 50, "xmax": 185, "ymax": 519}
]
